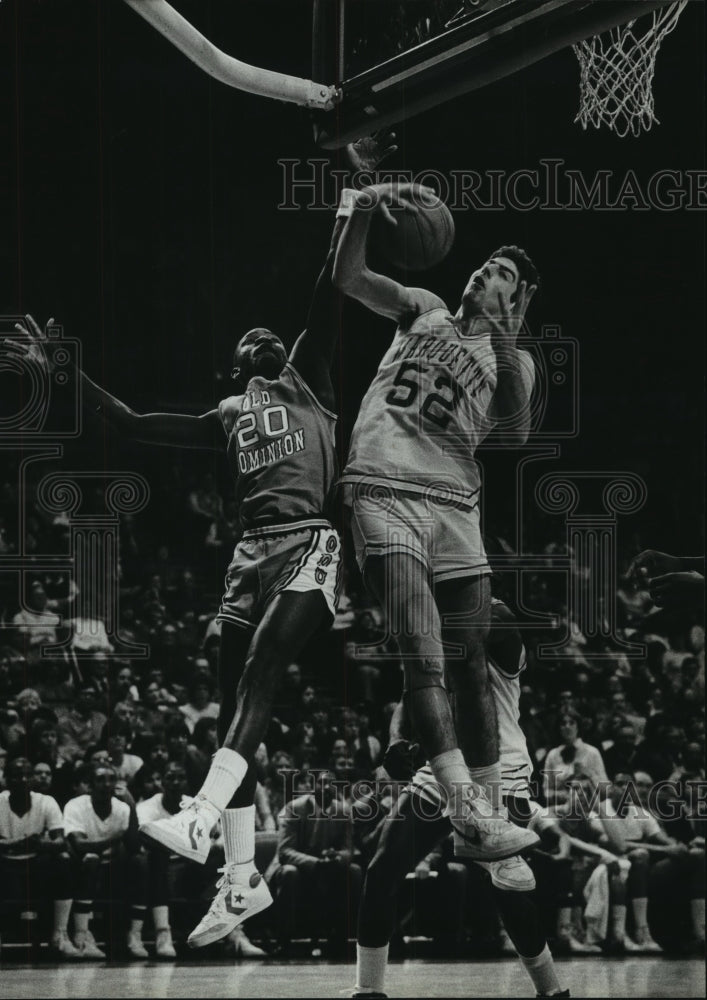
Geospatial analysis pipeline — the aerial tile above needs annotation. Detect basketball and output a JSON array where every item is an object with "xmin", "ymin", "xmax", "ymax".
[{"xmin": 371, "ymin": 186, "xmax": 455, "ymax": 271}]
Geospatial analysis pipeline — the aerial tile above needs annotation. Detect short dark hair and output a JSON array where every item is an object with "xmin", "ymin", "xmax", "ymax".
[{"xmin": 490, "ymin": 245, "xmax": 540, "ymax": 297}]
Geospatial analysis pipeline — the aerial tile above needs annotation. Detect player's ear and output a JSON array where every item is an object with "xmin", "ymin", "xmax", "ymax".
[{"xmin": 230, "ymin": 366, "xmax": 241, "ymax": 382}]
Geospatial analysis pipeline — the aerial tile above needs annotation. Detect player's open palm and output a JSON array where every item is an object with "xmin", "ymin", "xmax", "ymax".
[
  {"xmin": 346, "ymin": 128, "xmax": 398, "ymax": 173},
  {"xmin": 12, "ymin": 313, "xmax": 56, "ymax": 372},
  {"xmin": 484, "ymin": 281, "xmax": 537, "ymax": 345}
]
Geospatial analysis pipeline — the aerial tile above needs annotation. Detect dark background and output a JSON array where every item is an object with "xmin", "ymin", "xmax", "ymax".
[{"xmin": 1, "ymin": 0, "xmax": 704, "ymax": 555}]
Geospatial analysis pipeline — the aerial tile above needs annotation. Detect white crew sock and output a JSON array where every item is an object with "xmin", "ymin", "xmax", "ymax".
[
  {"xmin": 430, "ymin": 749, "xmax": 490, "ymax": 819},
  {"xmin": 356, "ymin": 943, "xmax": 389, "ymax": 994},
  {"xmin": 197, "ymin": 748, "xmax": 248, "ymax": 812},
  {"xmin": 223, "ymin": 805, "xmax": 256, "ymax": 869},
  {"xmin": 469, "ymin": 761, "xmax": 503, "ymax": 812},
  {"xmin": 152, "ymin": 905, "xmax": 170, "ymax": 932},
  {"xmin": 519, "ymin": 945, "xmax": 563, "ymax": 997}
]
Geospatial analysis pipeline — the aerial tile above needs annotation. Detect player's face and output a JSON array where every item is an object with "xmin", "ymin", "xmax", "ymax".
[
  {"xmin": 461, "ymin": 255, "xmax": 520, "ymax": 319},
  {"xmin": 233, "ymin": 328, "xmax": 287, "ymax": 385}
]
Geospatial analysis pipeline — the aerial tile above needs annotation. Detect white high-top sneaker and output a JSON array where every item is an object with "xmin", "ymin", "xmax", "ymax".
[
  {"xmin": 188, "ymin": 864, "xmax": 272, "ymax": 949},
  {"xmin": 140, "ymin": 794, "xmax": 220, "ymax": 864}
]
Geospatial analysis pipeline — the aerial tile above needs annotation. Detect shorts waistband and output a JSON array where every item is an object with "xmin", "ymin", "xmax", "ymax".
[
  {"xmin": 340, "ymin": 477, "xmax": 479, "ymax": 512},
  {"xmin": 241, "ymin": 518, "xmax": 333, "ymax": 540}
]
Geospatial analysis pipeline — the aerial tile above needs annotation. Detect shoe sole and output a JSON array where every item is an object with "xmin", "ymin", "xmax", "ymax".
[
  {"xmin": 188, "ymin": 891, "xmax": 273, "ymax": 949},
  {"xmin": 139, "ymin": 822, "xmax": 209, "ymax": 864},
  {"xmin": 452, "ymin": 825, "xmax": 540, "ymax": 861}
]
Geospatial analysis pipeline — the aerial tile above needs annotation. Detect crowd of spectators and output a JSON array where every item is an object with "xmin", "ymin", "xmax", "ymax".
[{"xmin": 0, "ymin": 463, "xmax": 704, "ymax": 961}]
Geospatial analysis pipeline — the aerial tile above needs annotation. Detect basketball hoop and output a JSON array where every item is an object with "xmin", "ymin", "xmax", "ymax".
[{"xmin": 573, "ymin": 0, "xmax": 687, "ymax": 138}]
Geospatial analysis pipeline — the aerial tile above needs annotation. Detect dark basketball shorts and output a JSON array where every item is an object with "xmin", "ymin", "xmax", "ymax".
[{"xmin": 217, "ymin": 519, "xmax": 341, "ymax": 631}]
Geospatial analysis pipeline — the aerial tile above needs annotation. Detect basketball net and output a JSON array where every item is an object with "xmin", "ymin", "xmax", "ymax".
[{"xmin": 573, "ymin": 0, "xmax": 687, "ymax": 138}]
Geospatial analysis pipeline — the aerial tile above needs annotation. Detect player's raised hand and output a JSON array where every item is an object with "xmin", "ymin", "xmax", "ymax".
[
  {"xmin": 11, "ymin": 314, "xmax": 57, "ymax": 371},
  {"xmin": 483, "ymin": 280, "xmax": 537, "ymax": 343},
  {"xmin": 627, "ymin": 549, "xmax": 683, "ymax": 580},
  {"xmin": 345, "ymin": 128, "xmax": 398, "ymax": 173}
]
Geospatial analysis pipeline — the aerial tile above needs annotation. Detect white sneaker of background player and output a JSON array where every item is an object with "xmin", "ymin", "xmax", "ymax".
[
  {"xmin": 448, "ymin": 783, "xmax": 539, "ymax": 861},
  {"xmin": 140, "ymin": 794, "xmax": 220, "ymax": 864},
  {"xmin": 188, "ymin": 863, "xmax": 273, "ymax": 949},
  {"xmin": 475, "ymin": 855, "xmax": 537, "ymax": 891}
]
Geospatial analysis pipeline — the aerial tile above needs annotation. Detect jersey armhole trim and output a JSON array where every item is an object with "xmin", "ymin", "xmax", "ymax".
[{"xmin": 286, "ymin": 363, "xmax": 337, "ymax": 422}]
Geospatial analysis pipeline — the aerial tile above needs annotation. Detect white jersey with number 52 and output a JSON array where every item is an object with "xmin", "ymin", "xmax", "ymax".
[{"xmin": 343, "ymin": 295, "xmax": 533, "ymax": 506}]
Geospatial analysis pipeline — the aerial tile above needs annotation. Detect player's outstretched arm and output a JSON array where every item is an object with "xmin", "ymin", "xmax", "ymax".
[
  {"xmin": 333, "ymin": 183, "xmax": 445, "ymax": 323},
  {"xmin": 13, "ymin": 315, "xmax": 223, "ymax": 451},
  {"xmin": 290, "ymin": 131, "xmax": 399, "ymax": 409}
]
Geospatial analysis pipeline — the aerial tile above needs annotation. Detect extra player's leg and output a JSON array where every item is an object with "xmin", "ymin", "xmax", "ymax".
[
  {"xmin": 353, "ymin": 789, "xmax": 450, "ymax": 998},
  {"xmin": 364, "ymin": 553, "xmax": 537, "ymax": 861}
]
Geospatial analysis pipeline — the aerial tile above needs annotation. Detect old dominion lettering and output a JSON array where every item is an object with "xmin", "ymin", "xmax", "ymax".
[{"xmin": 237, "ymin": 428, "xmax": 306, "ymax": 474}]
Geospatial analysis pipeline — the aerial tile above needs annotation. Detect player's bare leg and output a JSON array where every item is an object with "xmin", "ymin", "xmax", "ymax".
[
  {"xmin": 438, "ymin": 575, "xmax": 537, "ymax": 880},
  {"xmin": 363, "ymin": 553, "xmax": 537, "ymax": 860},
  {"xmin": 141, "ymin": 590, "xmax": 330, "ymax": 943},
  {"xmin": 437, "ymin": 575, "xmax": 498, "ymax": 768}
]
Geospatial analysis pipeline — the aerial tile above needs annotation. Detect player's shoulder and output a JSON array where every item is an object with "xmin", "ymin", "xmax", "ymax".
[
  {"xmin": 218, "ymin": 394, "xmax": 243, "ymax": 433},
  {"xmin": 400, "ymin": 288, "xmax": 449, "ymax": 327}
]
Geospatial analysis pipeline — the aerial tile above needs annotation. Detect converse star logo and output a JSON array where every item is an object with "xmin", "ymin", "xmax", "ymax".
[{"xmin": 226, "ymin": 892, "xmax": 246, "ymax": 916}]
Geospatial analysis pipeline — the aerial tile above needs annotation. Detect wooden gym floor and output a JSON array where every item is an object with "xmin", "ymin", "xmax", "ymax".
[{"xmin": 0, "ymin": 956, "xmax": 704, "ymax": 998}]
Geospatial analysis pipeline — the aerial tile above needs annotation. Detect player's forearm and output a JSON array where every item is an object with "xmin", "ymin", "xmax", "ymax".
[
  {"xmin": 332, "ymin": 192, "xmax": 377, "ymax": 296},
  {"xmin": 491, "ymin": 346, "xmax": 531, "ymax": 445}
]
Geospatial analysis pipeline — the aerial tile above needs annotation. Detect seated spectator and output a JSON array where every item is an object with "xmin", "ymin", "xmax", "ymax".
[
  {"xmin": 63, "ymin": 762, "xmax": 146, "ymax": 959},
  {"xmin": 632, "ymin": 717, "xmax": 685, "ymax": 783},
  {"xmin": 104, "ymin": 724, "xmax": 144, "ymax": 792},
  {"xmin": 264, "ymin": 751, "xmax": 296, "ymax": 821},
  {"xmin": 131, "ymin": 764, "xmax": 164, "ymax": 805},
  {"xmin": 602, "ymin": 721, "xmax": 639, "ymax": 780},
  {"xmin": 16, "ymin": 687, "xmax": 54, "ymax": 731},
  {"xmin": 532, "ymin": 777, "xmax": 619, "ymax": 953},
  {"xmin": 595, "ymin": 773, "xmax": 663, "ymax": 951},
  {"xmin": 642, "ymin": 775, "xmax": 706, "ymax": 952},
  {"xmin": 267, "ymin": 768, "xmax": 362, "ymax": 955},
  {"xmin": 543, "ymin": 713, "xmax": 609, "ymax": 807},
  {"xmin": 31, "ymin": 761, "xmax": 54, "ymax": 796},
  {"xmin": 56, "ymin": 684, "xmax": 107, "ymax": 762},
  {"xmin": 11, "ymin": 581, "xmax": 61, "ymax": 664},
  {"xmin": 28, "ymin": 718, "xmax": 73, "ymax": 786},
  {"xmin": 68, "ymin": 614, "xmax": 114, "ymax": 657},
  {"xmin": 134, "ymin": 762, "xmax": 203, "ymax": 958},
  {"xmin": 0, "ymin": 756, "xmax": 78, "ymax": 958},
  {"xmin": 32, "ymin": 658, "xmax": 76, "ymax": 712},
  {"xmin": 178, "ymin": 674, "xmax": 219, "ymax": 735},
  {"xmin": 110, "ymin": 662, "xmax": 141, "ymax": 706}
]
